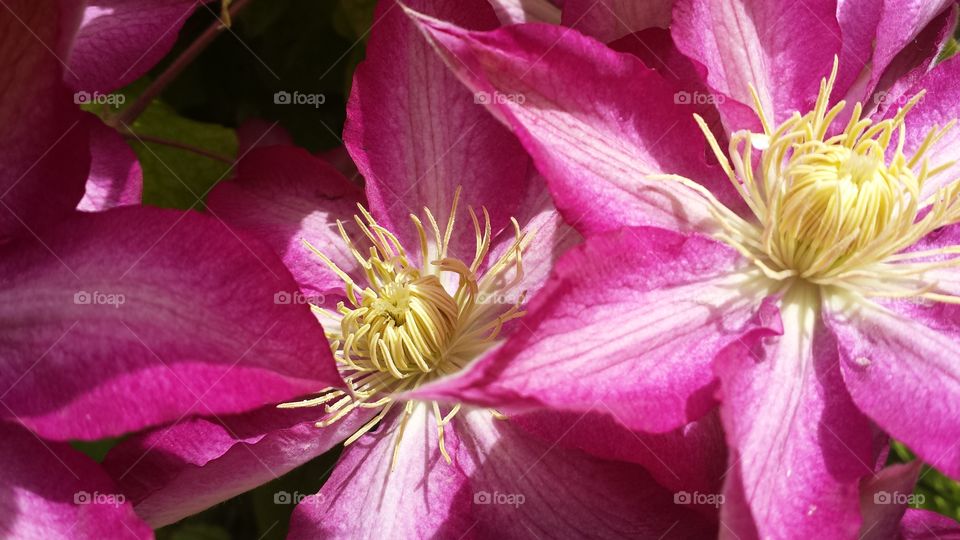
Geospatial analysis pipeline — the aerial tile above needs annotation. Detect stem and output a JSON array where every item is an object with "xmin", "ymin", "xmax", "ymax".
[
  {"xmin": 122, "ymin": 131, "xmax": 234, "ymax": 164},
  {"xmin": 106, "ymin": 0, "xmax": 252, "ymax": 128}
]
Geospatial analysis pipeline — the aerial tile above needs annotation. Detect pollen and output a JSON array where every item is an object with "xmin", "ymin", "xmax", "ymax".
[
  {"xmin": 678, "ymin": 58, "xmax": 960, "ymax": 303},
  {"xmin": 279, "ymin": 187, "xmax": 530, "ymax": 468}
]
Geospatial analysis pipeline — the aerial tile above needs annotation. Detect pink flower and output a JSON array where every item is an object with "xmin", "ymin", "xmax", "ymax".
[
  {"xmin": 102, "ymin": 1, "xmax": 722, "ymax": 537},
  {"xmin": 0, "ymin": 1, "xmax": 343, "ymax": 536},
  {"xmin": 405, "ymin": 1, "xmax": 960, "ymax": 537}
]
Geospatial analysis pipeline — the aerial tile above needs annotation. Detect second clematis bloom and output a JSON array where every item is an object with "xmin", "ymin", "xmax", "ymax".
[
  {"xmin": 103, "ymin": 0, "xmax": 722, "ymax": 537},
  {"xmin": 405, "ymin": 1, "xmax": 960, "ymax": 538}
]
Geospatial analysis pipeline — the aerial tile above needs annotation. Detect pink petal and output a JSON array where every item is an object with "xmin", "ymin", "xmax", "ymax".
[
  {"xmin": 512, "ymin": 408, "xmax": 727, "ymax": 505},
  {"xmin": 407, "ymin": 8, "xmax": 734, "ymax": 237},
  {"xmin": 672, "ymin": 0, "xmax": 842, "ymax": 128},
  {"xmin": 487, "ymin": 0, "xmax": 561, "ymax": 24},
  {"xmin": 77, "ymin": 116, "xmax": 142, "ymax": 211},
  {"xmin": 899, "ymin": 509, "xmax": 960, "ymax": 538},
  {"xmin": 455, "ymin": 408, "xmax": 718, "ymax": 538},
  {"xmin": 859, "ymin": 462, "xmax": 923, "ymax": 540},
  {"xmin": 236, "ymin": 118, "xmax": 294, "ymax": 155},
  {"xmin": 0, "ymin": 421, "xmax": 151, "ymax": 538},
  {"xmin": 1, "ymin": 0, "xmax": 90, "ymax": 241},
  {"xmin": 207, "ymin": 146, "xmax": 366, "ymax": 299},
  {"xmin": 346, "ymin": 0, "xmax": 530, "ymax": 261},
  {"xmin": 66, "ymin": 0, "xmax": 204, "ymax": 93},
  {"xmin": 0, "ymin": 206, "xmax": 341, "ymax": 441},
  {"xmin": 717, "ymin": 290, "xmax": 874, "ymax": 539},
  {"xmin": 561, "ymin": 0, "xmax": 672, "ymax": 42},
  {"xmin": 892, "ymin": 55, "xmax": 960, "ymax": 200},
  {"xmin": 824, "ymin": 294, "xmax": 960, "ymax": 478},
  {"xmin": 290, "ymin": 405, "xmax": 717, "ymax": 538},
  {"xmin": 288, "ymin": 403, "xmax": 473, "ymax": 539},
  {"xmin": 104, "ymin": 406, "xmax": 374, "ymax": 527},
  {"xmin": 412, "ymin": 227, "xmax": 779, "ymax": 433}
]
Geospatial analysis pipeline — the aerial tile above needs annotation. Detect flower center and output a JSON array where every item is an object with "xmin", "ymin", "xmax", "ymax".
[
  {"xmin": 279, "ymin": 188, "xmax": 530, "ymax": 466},
  {"xmin": 679, "ymin": 58, "xmax": 960, "ymax": 302}
]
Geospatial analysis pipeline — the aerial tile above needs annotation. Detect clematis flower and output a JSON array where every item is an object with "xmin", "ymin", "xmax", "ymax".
[
  {"xmin": 101, "ymin": 0, "xmax": 724, "ymax": 537},
  {"xmin": 0, "ymin": 0, "xmax": 344, "ymax": 536},
  {"xmin": 404, "ymin": 1, "xmax": 960, "ymax": 537}
]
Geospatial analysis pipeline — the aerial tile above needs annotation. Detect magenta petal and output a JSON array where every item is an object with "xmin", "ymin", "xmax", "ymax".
[
  {"xmin": 346, "ymin": 0, "xmax": 530, "ymax": 260},
  {"xmin": 288, "ymin": 403, "xmax": 473, "ymax": 539},
  {"xmin": 1, "ymin": 1, "xmax": 90, "ymax": 241},
  {"xmin": 892, "ymin": 55, "xmax": 960, "ymax": 200},
  {"xmin": 77, "ymin": 116, "xmax": 142, "ymax": 211},
  {"xmin": 104, "ymin": 406, "xmax": 373, "ymax": 527},
  {"xmin": 561, "ymin": 0, "xmax": 672, "ymax": 42},
  {"xmin": 412, "ymin": 227, "xmax": 778, "ymax": 433},
  {"xmin": 899, "ymin": 509, "xmax": 960, "ymax": 538},
  {"xmin": 456, "ymin": 409, "xmax": 717, "ymax": 538},
  {"xmin": 408, "ymin": 8, "xmax": 734, "ymax": 237},
  {"xmin": 717, "ymin": 292, "xmax": 874, "ymax": 539},
  {"xmin": 0, "ymin": 421, "xmax": 151, "ymax": 538},
  {"xmin": 488, "ymin": 0, "xmax": 561, "ymax": 24},
  {"xmin": 67, "ymin": 0, "xmax": 203, "ymax": 93},
  {"xmin": 0, "ymin": 207, "xmax": 341, "ymax": 441},
  {"xmin": 824, "ymin": 295, "xmax": 960, "ymax": 478},
  {"xmin": 207, "ymin": 146, "xmax": 366, "ymax": 299},
  {"xmin": 512, "ymin": 408, "xmax": 727, "ymax": 503},
  {"xmin": 672, "ymin": 0, "xmax": 842, "ymax": 127},
  {"xmin": 859, "ymin": 462, "xmax": 922, "ymax": 540}
]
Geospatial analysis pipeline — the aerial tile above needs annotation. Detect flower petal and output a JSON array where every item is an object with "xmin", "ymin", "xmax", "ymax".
[
  {"xmin": 207, "ymin": 145, "xmax": 366, "ymax": 299},
  {"xmin": 717, "ymin": 286, "xmax": 874, "ymax": 539},
  {"xmin": 672, "ymin": 0, "xmax": 842, "ymax": 127},
  {"xmin": 104, "ymin": 406, "xmax": 373, "ymax": 527},
  {"xmin": 561, "ymin": 0, "xmax": 672, "ymax": 42},
  {"xmin": 407, "ymin": 7, "xmax": 733, "ymax": 237},
  {"xmin": 824, "ymin": 293, "xmax": 960, "ymax": 478},
  {"xmin": 893, "ymin": 55, "xmax": 960, "ymax": 200},
  {"xmin": 288, "ymin": 403, "xmax": 473, "ymax": 539},
  {"xmin": 1, "ymin": 0, "xmax": 90, "ymax": 241},
  {"xmin": 66, "ymin": 0, "xmax": 203, "ymax": 93},
  {"xmin": 511, "ymin": 408, "xmax": 727, "ymax": 502},
  {"xmin": 412, "ymin": 227, "xmax": 779, "ymax": 433},
  {"xmin": 455, "ymin": 408, "xmax": 718, "ymax": 538},
  {"xmin": 0, "ymin": 420, "xmax": 151, "ymax": 539},
  {"xmin": 346, "ymin": 0, "xmax": 530, "ymax": 260},
  {"xmin": 488, "ymin": 0, "xmax": 560, "ymax": 24},
  {"xmin": 899, "ymin": 509, "xmax": 960, "ymax": 538},
  {"xmin": 77, "ymin": 116, "xmax": 142, "ymax": 212},
  {"xmin": 859, "ymin": 462, "xmax": 922, "ymax": 540},
  {"xmin": 0, "ymin": 207, "xmax": 341, "ymax": 441}
]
